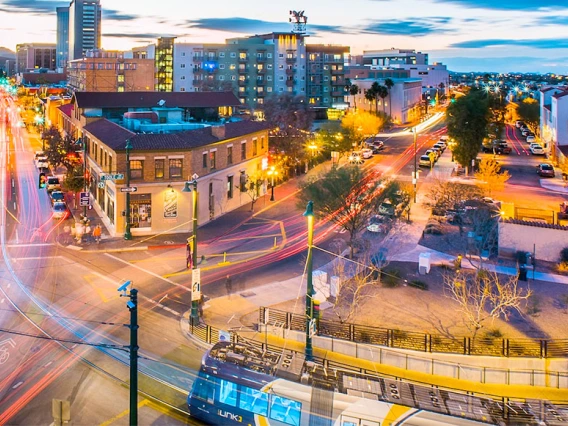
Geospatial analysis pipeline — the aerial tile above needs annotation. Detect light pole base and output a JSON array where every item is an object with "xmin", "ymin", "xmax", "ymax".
[{"xmin": 124, "ymin": 225, "xmax": 132, "ymax": 240}]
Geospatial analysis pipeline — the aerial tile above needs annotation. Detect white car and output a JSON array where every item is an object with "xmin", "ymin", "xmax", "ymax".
[
  {"xmin": 361, "ymin": 148, "xmax": 373, "ymax": 159},
  {"xmin": 35, "ymin": 155, "xmax": 48, "ymax": 168},
  {"xmin": 526, "ymin": 135, "xmax": 536, "ymax": 143},
  {"xmin": 529, "ymin": 143, "xmax": 545, "ymax": 155},
  {"xmin": 439, "ymin": 135, "xmax": 449, "ymax": 142},
  {"xmin": 348, "ymin": 152, "xmax": 363, "ymax": 164}
]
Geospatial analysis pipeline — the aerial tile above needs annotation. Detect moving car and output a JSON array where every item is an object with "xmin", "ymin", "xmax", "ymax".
[
  {"xmin": 515, "ymin": 120, "xmax": 524, "ymax": 128},
  {"xmin": 348, "ymin": 151, "xmax": 363, "ymax": 164},
  {"xmin": 52, "ymin": 201, "xmax": 70, "ymax": 220},
  {"xmin": 46, "ymin": 176, "xmax": 61, "ymax": 192},
  {"xmin": 419, "ymin": 154, "xmax": 433, "ymax": 167},
  {"xmin": 521, "ymin": 128, "xmax": 530, "ymax": 137},
  {"xmin": 35, "ymin": 155, "xmax": 48, "ymax": 168},
  {"xmin": 361, "ymin": 148, "xmax": 373, "ymax": 159},
  {"xmin": 537, "ymin": 163, "xmax": 555, "ymax": 177},
  {"xmin": 529, "ymin": 143, "xmax": 545, "ymax": 155},
  {"xmin": 34, "ymin": 151, "xmax": 46, "ymax": 162}
]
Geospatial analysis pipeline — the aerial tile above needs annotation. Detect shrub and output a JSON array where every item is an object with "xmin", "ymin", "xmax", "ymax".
[
  {"xmin": 408, "ymin": 280, "xmax": 429, "ymax": 290},
  {"xmin": 561, "ymin": 247, "xmax": 568, "ymax": 263},
  {"xmin": 484, "ymin": 328, "xmax": 504, "ymax": 339},
  {"xmin": 557, "ymin": 261, "xmax": 568, "ymax": 274},
  {"xmin": 382, "ymin": 268, "xmax": 401, "ymax": 288},
  {"xmin": 526, "ymin": 294, "xmax": 541, "ymax": 316}
]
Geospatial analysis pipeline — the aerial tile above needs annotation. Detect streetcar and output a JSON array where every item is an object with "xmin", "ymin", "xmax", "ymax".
[{"xmin": 188, "ymin": 341, "xmax": 567, "ymax": 425}]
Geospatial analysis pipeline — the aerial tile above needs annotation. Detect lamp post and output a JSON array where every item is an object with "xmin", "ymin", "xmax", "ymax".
[
  {"xmin": 183, "ymin": 176, "xmax": 199, "ymax": 323},
  {"xmin": 303, "ymin": 201, "xmax": 315, "ymax": 361},
  {"xmin": 124, "ymin": 139, "xmax": 133, "ymax": 240},
  {"xmin": 413, "ymin": 127, "xmax": 417, "ymax": 203},
  {"xmin": 267, "ymin": 166, "xmax": 278, "ymax": 201}
]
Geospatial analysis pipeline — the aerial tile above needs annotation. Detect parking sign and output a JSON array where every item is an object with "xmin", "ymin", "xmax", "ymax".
[{"xmin": 79, "ymin": 192, "xmax": 90, "ymax": 207}]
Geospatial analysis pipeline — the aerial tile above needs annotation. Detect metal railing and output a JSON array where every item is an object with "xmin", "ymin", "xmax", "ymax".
[{"xmin": 259, "ymin": 307, "xmax": 568, "ymax": 358}]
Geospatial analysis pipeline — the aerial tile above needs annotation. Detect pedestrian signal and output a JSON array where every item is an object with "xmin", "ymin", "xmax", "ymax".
[{"xmin": 39, "ymin": 173, "xmax": 47, "ymax": 188}]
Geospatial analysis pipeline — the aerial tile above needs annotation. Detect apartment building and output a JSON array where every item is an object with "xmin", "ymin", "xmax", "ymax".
[
  {"xmin": 540, "ymin": 86, "xmax": 568, "ymax": 164},
  {"xmin": 363, "ymin": 49, "xmax": 428, "ymax": 67},
  {"xmin": 306, "ymin": 44, "xmax": 350, "ymax": 110},
  {"xmin": 67, "ymin": 50, "xmax": 154, "ymax": 92}
]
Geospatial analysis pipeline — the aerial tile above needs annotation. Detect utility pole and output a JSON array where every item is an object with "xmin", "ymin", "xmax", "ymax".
[
  {"xmin": 124, "ymin": 139, "xmax": 133, "ymax": 240},
  {"xmin": 413, "ymin": 127, "xmax": 418, "ymax": 203},
  {"xmin": 82, "ymin": 137, "xmax": 88, "ymax": 218},
  {"xmin": 183, "ymin": 176, "xmax": 200, "ymax": 323},
  {"xmin": 118, "ymin": 282, "xmax": 138, "ymax": 426},
  {"xmin": 303, "ymin": 201, "xmax": 315, "ymax": 361}
]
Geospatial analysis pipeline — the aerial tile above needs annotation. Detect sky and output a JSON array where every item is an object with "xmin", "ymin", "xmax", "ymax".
[{"xmin": 1, "ymin": 0, "xmax": 568, "ymax": 73}]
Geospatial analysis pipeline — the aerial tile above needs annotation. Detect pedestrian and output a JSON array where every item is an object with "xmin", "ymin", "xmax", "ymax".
[
  {"xmin": 93, "ymin": 225, "xmax": 102, "ymax": 243},
  {"xmin": 225, "ymin": 275, "xmax": 232, "ymax": 297}
]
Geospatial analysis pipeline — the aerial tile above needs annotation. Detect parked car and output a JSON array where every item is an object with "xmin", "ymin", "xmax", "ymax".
[
  {"xmin": 495, "ymin": 142, "xmax": 512, "ymax": 154},
  {"xmin": 537, "ymin": 163, "xmax": 555, "ymax": 177},
  {"xmin": 430, "ymin": 146, "xmax": 443, "ymax": 158},
  {"xmin": 348, "ymin": 151, "xmax": 363, "ymax": 164},
  {"xmin": 366, "ymin": 214, "xmax": 390, "ymax": 233},
  {"xmin": 530, "ymin": 143, "xmax": 545, "ymax": 155},
  {"xmin": 46, "ymin": 176, "xmax": 61, "ymax": 192},
  {"xmin": 372, "ymin": 140, "xmax": 385, "ymax": 152},
  {"xmin": 378, "ymin": 201, "xmax": 395, "ymax": 216},
  {"xmin": 526, "ymin": 135, "xmax": 536, "ymax": 144},
  {"xmin": 52, "ymin": 201, "xmax": 70, "ymax": 220},
  {"xmin": 50, "ymin": 190, "xmax": 65, "ymax": 204},
  {"xmin": 515, "ymin": 120, "xmax": 524, "ymax": 128},
  {"xmin": 34, "ymin": 151, "xmax": 46, "ymax": 163},
  {"xmin": 424, "ymin": 149, "xmax": 439, "ymax": 161},
  {"xmin": 521, "ymin": 128, "xmax": 531, "ymax": 137},
  {"xmin": 361, "ymin": 148, "xmax": 374, "ymax": 159},
  {"xmin": 419, "ymin": 154, "xmax": 433, "ymax": 167},
  {"xmin": 35, "ymin": 155, "xmax": 48, "ymax": 168},
  {"xmin": 439, "ymin": 135, "xmax": 449, "ymax": 142},
  {"xmin": 433, "ymin": 142, "xmax": 446, "ymax": 153}
]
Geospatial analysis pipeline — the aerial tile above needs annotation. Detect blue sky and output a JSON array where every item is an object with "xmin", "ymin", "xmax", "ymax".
[{"xmin": 1, "ymin": 0, "xmax": 567, "ymax": 73}]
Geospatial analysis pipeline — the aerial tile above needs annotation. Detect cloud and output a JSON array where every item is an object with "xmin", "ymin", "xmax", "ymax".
[
  {"xmin": 361, "ymin": 17, "xmax": 452, "ymax": 36},
  {"xmin": 184, "ymin": 17, "xmax": 343, "ymax": 35},
  {"xmin": 104, "ymin": 33, "xmax": 172, "ymax": 40},
  {"xmin": 0, "ymin": 0, "xmax": 66, "ymax": 14},
  {"xmin": 434, "ymin": 0, "xmax": 568, "ymax": 11},
  {"xmin": 102, "ymin": 10, "xmax": 141, "ymax": 22},
  {"xmin": 535, "ymin": 15, "xmax": 568, "ymax": 26},
  {"xmin": 450, "ymin": 38, "xmax": 568, "ymax": 49}
]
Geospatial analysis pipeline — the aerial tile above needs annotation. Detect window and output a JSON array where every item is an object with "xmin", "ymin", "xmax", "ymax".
[
  {"xmin": 180, "ymin": 87, "xmax": 186, "ymax": 92},
  {"xmin": 267, "ymin": 53, "xmax": 272, "ymax": 58},
  {"xmin": 279, "ymin": 53, "xmax": 284, "ymax": 58},
  {"xmin": 202, "ymin": 153, "xmax": 207, "ymax": 168},
  {"xmin": 230, "ymin": 52, "xmax": 236, "ymax": 58},
  {"xmin": 239, "ymin": 52, "xmax": 247, "ymax": 60},
  {"xmin": 267, "ymin": 64, "xmax": 272, "ymax": 70},
  {"xmin": 227, "ymin": 146, "xmax": 233, "ymax": 164},
  {"xmin": 210, "ymin": 151, "xmax": 216, "ymax": 169},
  {"xmin": 181, "ymin": 75, "xmax": 186, "ymax": 80},
  {"xmin": 241, "ymin": 142, "xmax": 246, "ymax": 160},
  {"xmin": 261, "ymin": 136, "xmax": 265, "ymax": 149},
  {"xmin": 230, "ymin": 64, "xmax": 236, "ymax": 70},
  {"xmin": 169, "ymin": 159, "xmax": 183, "ymax": 179},
  {"xmin": 227, "ymin": 176, "xmax": 234, "ymax": 199},
  {"xmin": 181, "ymin": 52, "xmax": 186, "ymax": 57},
  {"xmin": 219, "ymin": 75, "xmax": 225, "ymax": 80},
  {"xmin": 267, "ymin": 75, "xmax": 272, "ymax": 81},
  {"xmin": 269, "ymin": 395, "xmax": 301, "ymax": 425},
  {"xmin": 267, "ymin": 87, "xmax": 272, "ymax": 93},
  {"xmin": 238, "ymin": 386, "xmax": 268, "ymax": 416},
  {"xmin": 154, "ymin": 159, "xmax": 165, "ymax": 179},
  {"xmin": 219, "ymin": 52, "xmax": 225, "ymax": 58},
  {"xmin": 180, "ymin": 63, "xmax": 186, "ymax": 68},
  {"xmin": 231, "ymin": 75, "xmax": 236, "ymax": 81},
  {"xmin": 253, "ymin": 139, "xmax": 258, "ymax": 156},
  {"xmin": 219, "ymin": 64, "xmax": 225, "ymax": 69},
  {"xmin": 218, "ymin": 380, "xmax": 237, "ymax": 407},
  {"xmin": 129, "ymin": 160, "xmax": 143, "ymax": 180}
]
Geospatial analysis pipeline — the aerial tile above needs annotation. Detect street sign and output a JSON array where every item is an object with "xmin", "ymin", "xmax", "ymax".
[
  {"xmin": 79, "ymin": 191, "xmax": 90, "ymax": 207},
  {"xmin": 308, "ymin": 318, "xmax": 317, "ymax": 338},
  {"xmin": 97, "ymin": 182, "xmax": 105, "ymax": 188},
  {"xmin": 191, "ymin": 173, "xmax": 199, "ymax": 180},
  {"xmin": 100, "ymin": 173, "xmax": 124, "ymax": 181},
  {"xmin": 120, "ymin": 187, "xmax": 138, "ymax": 193},
  {"xmin": 191, "ymin": 268, "xmax": 201, "ymax": 301}
]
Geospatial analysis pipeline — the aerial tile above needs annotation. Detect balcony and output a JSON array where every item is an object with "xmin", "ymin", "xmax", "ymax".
[
  {"xmin": 332, "ymin": 90, "xmax": 345, "ymax": 97},
  {"xmin": 286, "ymin": 79, "xmax": 295, "ymax": 87},
  {"xmin": 238, "ymin": 56, "xmax": 248, "ymax": 62},
  {"xmin": 256, "ymin": 55, "xmax": 266, "ymax": 62},
  {"xmin": 257, "ymin": 67, "xmax": 266, "ymax": 74},
  {"xmin": 238, "ymin": 67, "xmax": 249, "ymax": 73},
  {"xmin": 285, "ymin": 68, "xmax": 296, "ymax": 75},
  {"xmin": 238, "ymin": 79, "xmax": 247, "ymax": 86},
  {"xmin": 331, "ymin": 68, "xmax": 343, "ymax": 75},
  {"xmin": 256, "ymin": 79, "xmax": 265, "ymax": 86},
  {"xmin": 257, "ymin": 91, "xmax": 265, "ymax": 97},
  {"xmin": 286, "ymin": 56, "xmax": 297, "ymax": 63}
]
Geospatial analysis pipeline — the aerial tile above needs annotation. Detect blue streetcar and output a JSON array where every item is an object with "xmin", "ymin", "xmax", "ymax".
[{"xmin": 188, "ymin": 341, "xmax": 567, "ymax": 425}]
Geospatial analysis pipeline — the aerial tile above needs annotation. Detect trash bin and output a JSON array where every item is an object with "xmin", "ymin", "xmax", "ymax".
[{"xmin": 518, "ymin": 265, "xmax": 527, "ymax": 281}]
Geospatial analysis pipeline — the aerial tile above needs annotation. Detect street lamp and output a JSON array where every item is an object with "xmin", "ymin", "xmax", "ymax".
[
  {"xmin": 413, "ymin": 127, "xmax": 418, "ymax": 203},
  {"xmin": 124, "ymin": 139, "xmax": 133, "ymax": 240},
  {"xmin": 183, "ymin": 176, "xmax": 199, "ymax": 323},
  {"xmin": 267, "ymin": 166, "xmax": 278, "ymax": 201},
  {"xmin": 75, "ymin": 137, "xmax": 88, "ymax": 218},
  {"xmin": 303, "ymin": 201, "xmax": 315, "ymax": 361}
]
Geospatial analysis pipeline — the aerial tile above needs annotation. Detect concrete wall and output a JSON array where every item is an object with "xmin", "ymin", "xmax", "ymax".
[{"xmin": 499, "ymin": 221, "xmax": 568, "ymax": 262}]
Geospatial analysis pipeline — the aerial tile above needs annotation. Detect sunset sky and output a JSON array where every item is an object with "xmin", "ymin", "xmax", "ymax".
[{"xmin": 1, "ymin": 0, "xmax": 567, "ymax": 73}]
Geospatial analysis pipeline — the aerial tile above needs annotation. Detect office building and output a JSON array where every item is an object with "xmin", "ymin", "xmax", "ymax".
[
  {"xmin": 16, "ymin": 43, "xmax": 56, "ymax": 73},
  {"xmin": 68, "ymin": 0, "xmax": 101, "ymax": 60},
  {"xmin": 155, "ymin": 37, "xmax": 175, "ymax": 92},
  {"xmin": 56, "ymin": 6, "xmax": 69, "ymax": 68},
  {"xmin": 363, "ymin": 49, "xmax": 428, "ymax": 67}
]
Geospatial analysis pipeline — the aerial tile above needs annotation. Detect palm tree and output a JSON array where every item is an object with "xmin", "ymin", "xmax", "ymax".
[
  {"xmin": 377, "ymin": 84, "xmax": 388, "ymax": 115},
  {"xmin": 364, "ymin": 87, "xmax": 376, "ymax": 113},
  {"xmin": 349, "ymin": 84, "xmax": 360, "ymax": 110},
  {"xmin": 384, "ymin": 78, "xmax": 394, "ymax": 117},
  {"xmin": 370, "ymin": 81, "xmax": 382, "ymax": 114}
]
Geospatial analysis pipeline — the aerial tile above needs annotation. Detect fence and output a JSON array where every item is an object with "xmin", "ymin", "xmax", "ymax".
[
  {"xmin": 259, "ymin": 307, "xmax": 568, "ymax": 359},
  {"xmin": 185, "ymin": 317, "xmax": 568, "ymax": 389}
]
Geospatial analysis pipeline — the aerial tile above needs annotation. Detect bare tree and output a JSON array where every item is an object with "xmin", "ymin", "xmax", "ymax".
[
  {"xmin": 426, "ymin": 178, "xmax": 482, "ymax": 213},
  {"xmin": 444, "ymin": 269, "xmax": 532, "ymax": 339},
  {"xmin": 239, "ymin": 172, "xmax": 264, "ymax": 212}
]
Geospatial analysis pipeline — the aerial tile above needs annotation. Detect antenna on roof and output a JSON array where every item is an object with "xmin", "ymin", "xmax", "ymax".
[{"xmin": 158, "ymin": 99, "xmax": 166, "ymax": 106}]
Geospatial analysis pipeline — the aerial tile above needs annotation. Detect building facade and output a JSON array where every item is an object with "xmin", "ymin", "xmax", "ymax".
[
  {"xmin": 68, "ymin": 0, "xmax": 101, "ymax": 61},
  {"xmin": 306, "ymin": 45, "xmax": 349, "ymax": 110},
  {"xmin": 67, "ymin": 50, "xmax": 154, "ymax": 92},
  {"xmin": 363, "ymin": 49, "xmax": 428, "ymax": 67},
  {"xmin": 389, "ymin": 63, "xmax": 449, "ymax": 95},
  {"xmin": 16, "ymin": 43, "xmax": 57, "ymax": 73},
  {"xmin": 155, "ymin": 37, "xmax": 175, "ymax": 92},
  {"xmin": 56, "ymin": 6, "xmax": 69, "ymax": 69},
  {"xmin": 540, "ymin": 86, "xmax": 568, "ymax": 162}
]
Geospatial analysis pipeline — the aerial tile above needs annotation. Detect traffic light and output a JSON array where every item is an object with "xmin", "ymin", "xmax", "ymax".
[
  {"xmin": 313, "ymin": 299, "xmax": 321, "ymax": 320},
  {"xmin": 39, "ymin": 173, "xmax": 47, "ymax": 188}
]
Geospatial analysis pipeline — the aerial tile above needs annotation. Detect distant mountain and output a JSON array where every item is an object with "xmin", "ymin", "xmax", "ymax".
[{"xmin": 0, "ymin": 47, "xmax": 15, "ymax": 59}]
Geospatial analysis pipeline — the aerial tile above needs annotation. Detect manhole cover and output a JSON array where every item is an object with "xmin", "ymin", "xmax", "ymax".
[{"xmin": 240, "ymin": 291, "xmax": 256, "ymax": 298}]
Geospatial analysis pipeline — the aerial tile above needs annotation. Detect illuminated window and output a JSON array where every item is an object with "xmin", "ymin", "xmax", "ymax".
[
  {"xmin": 218, "ymin": 380, "xmax": 237, "ymax": 407},
  {"xmin": 169, "ymin": 159, "xmax": 182, "ymax": 178},
  {"xmin": 238, "ymin": 386, "xmax": 268, "ymax": 416},
  {"xmin": 129, "ymin": 160, "xmax": 143, "ymax": 180},
  {"xmin": 154, "ymin": 159, "xmax": 164, "ymax": 179}
]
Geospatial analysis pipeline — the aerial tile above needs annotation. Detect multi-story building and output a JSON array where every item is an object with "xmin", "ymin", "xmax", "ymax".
[
  {"xmin": 388, "ymin": 63, "xmax": 449, "ymax": 95},
  {"xmin": 345, "ymin": 66, "xmax": 410, "ymax": 80},
  {"xmin": 155, "ymin": 37, "xmax": 175, "ymax": 92},
  {"xmin": 540, "ymin": 86, "xmax": 568, "ymax": 164},
  {"xmin": 16, "ymin": 43, "xmax": 57, "ymax": 73},
  {"xmin": 67, "ymin": 50, "xmax": 154, "ymax": 92},
  {"xmin": 349, "ymin": 77, "xmax": 423, "ymax": 124},
  {"xmin": 68, "ymin": 0, "xmax": 101, "ymax": 61},
  {"xmin": 56, "ymin": 6, "xmax": 69, "ymax": 69},
  {"xmin": 306, "ymin": 45, "xmax": 349, "ymax": 111},
  {"xmin": 53, "ymin": 91, "xmax": 267, "ymax": 237},
  {"xmin": 363, "ymin": 49, "xmax": 428, "ymax": 67}
]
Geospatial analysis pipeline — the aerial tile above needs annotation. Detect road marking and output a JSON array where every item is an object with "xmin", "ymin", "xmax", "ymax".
[
  {"xmin": 12, "ymin": 381, "xmax": 23, "ymax": 389},
  {"xmin": 140, "ymin": 294, "xmax": 181, "ymax": 316},
  {"xmin": 99, "ymin": 399, "xmax": 150, "ymax": 426},
  {"xmin": 104, "ymin": 253, "xmax": 191, "ymax": 292}
]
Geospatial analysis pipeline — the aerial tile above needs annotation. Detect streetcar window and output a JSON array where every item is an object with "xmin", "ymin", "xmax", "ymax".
[
  {"xmin": 193, "ymin": 373, "xmax": 216, "ymax": 404},
  {"xmin": 238, "ymin": 386, "xmax": 268, "ymax": 416},
  {"xmin": 269, "ymin": 395, "xmax": 301, "ymax": 426},
  {"xmin": 219, "ymin": 379, "xmax": 238, "ymax": 407}
]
